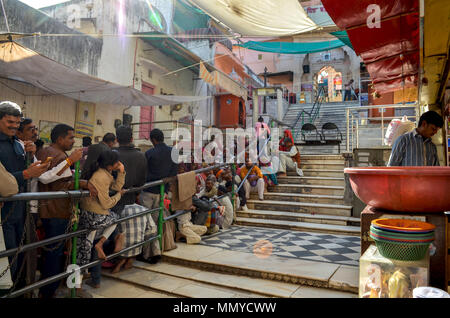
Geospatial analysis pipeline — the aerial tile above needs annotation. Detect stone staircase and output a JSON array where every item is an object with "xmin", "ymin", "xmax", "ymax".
[
  {"xmin": 236, "ymin": 154, "xmax": 360, "ymax": 236},
  {"xmin": 283, "ymin": 101, "xmax": 359, "ymax": 154}
]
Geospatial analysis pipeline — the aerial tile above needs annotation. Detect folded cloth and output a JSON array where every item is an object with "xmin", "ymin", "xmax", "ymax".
[{"xmin": 171, "ymin": 171, "xmax": 196, "ymax": 211}]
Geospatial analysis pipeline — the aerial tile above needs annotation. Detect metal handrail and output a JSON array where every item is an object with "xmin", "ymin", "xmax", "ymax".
[
  {"xmin": 345, "ymin": 103, "xmax": 420, "ymax": 152},
  {"xmin": 292, "ymin": 86, "xmax": 326, "ymax": 141},
  {"xmin": 0, "ymin": 160, "xmax": 233, "ymax": 298},
  {"xmin": 0, "ymin": 208, "xmax": 160, "ymax": 259},
  {"xmin": 3, "ymin": 235, "xmax": 160, "ymax": 298},
  {"xmin": 0, "ymin": 127, "xmax": 268, "ymax": 297}
]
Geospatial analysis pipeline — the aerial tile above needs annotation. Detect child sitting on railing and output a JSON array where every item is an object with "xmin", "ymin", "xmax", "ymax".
[{"xmin": 77, "ymin": 150, "xmax": 126, "ymax": 267}]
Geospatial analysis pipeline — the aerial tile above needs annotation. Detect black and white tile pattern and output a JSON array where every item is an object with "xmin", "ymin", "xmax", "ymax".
[{"xmin": 200, "ymin": 225, "xmax": 360, "ymax": 267}]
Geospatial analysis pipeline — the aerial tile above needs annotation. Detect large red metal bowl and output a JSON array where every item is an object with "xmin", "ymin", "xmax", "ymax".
[{"xmin": 344, "ymin": 167, "xmax": 450, "ymax": 212}]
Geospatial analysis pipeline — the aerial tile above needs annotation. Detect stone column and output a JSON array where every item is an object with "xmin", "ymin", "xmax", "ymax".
[
  {"xmin": 252, "ymin": 90, "xmax": 259, "ymax": 127},
  {"xmin": 277, "ymin": 88, "xmax": 283, "ymax": 122}
]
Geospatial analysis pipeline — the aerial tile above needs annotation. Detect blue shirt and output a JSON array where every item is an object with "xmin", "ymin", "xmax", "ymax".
[
  {"xmin": 388, "ymin": 129, "xmax": 440, "ymax": 166},
  {"xmin": 0, "ymin": 132, "xmax": 26, "ymax": 223}
]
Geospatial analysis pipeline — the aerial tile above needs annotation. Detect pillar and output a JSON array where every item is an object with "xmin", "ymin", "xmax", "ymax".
[
  {"xmin": 252, "ymin": 90, "xmax": 259, "ymax": 127},
  {"xmin": 277, "ymin": 88, "xmax": 283, "ymax": 122}
]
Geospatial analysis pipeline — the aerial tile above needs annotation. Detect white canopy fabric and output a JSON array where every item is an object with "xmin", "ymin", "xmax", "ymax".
[
  {"xmin": 188, "ymin": 0, "xmax": 318, "ymax": 37},
  {"xmin": 0, "ymin": 41, "xmax": 210, "ymax": 106}
]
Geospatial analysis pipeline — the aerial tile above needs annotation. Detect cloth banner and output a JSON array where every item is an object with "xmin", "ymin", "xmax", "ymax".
[
  {"xmin": 236, "ymin": 39, "xmax": 346, "ymax": 54},
  {"xmin": 199, "ymin": 61, "xmax": 217, "ymax": 85},
  {"xmin": 214, "ymin": 70, "xmax": 247, "ymax": 99}
]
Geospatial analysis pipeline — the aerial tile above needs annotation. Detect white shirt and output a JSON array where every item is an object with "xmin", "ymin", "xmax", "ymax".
[{"xmin": 18, "ymin": 140, "xmax": 72, "ymax": 213}]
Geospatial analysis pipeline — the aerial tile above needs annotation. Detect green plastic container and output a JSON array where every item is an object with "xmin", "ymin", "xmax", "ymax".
[{"xmin": 369, "ymin": 232, "xmax": 432, "ymax": 261}]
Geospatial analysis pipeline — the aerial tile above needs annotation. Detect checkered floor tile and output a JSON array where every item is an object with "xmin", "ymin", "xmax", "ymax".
[{"xmin": 200, "ymin": 225, "xmax": 360, "ymax": 267}]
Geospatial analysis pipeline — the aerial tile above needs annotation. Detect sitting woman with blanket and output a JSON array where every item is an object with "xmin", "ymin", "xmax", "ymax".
[{"xmin": 77, "ymin": 150, "xmax": 126, "ymax": 267}]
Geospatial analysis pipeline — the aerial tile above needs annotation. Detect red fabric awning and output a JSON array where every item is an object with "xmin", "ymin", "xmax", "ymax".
[{"xmin": 321, "ymin": 0, "xmax": 419, "ymax": 94}]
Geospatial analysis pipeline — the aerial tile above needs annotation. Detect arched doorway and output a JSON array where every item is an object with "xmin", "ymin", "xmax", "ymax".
[{"xmin": 315, "ymin": 66, "xmax": 343, "ymax": 102}]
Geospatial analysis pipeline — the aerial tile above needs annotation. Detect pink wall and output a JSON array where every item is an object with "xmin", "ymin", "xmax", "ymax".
[{"xmin": 233, "ymin": 46, "xmax": 277, "ymax": 75}]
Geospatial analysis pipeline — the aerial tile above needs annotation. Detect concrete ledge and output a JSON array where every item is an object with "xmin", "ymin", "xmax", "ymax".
[
  {"xmin": 162, "ymin": 244, "xmax": 359, "ymax": 293},
  {"xmin": 235, "ymin": 217, "xmax": 360, "ymax": 236}
]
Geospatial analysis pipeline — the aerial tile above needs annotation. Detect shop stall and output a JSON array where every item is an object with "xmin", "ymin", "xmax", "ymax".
[{"xmin": 345, "ymin": 166, "xmax": 450, "ymax": 297}]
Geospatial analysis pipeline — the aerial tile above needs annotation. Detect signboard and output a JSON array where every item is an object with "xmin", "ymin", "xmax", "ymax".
[
  {"xmin": 256, "ymin": 88, "xmax": 276, "ymax": 96},
  {"xmin": 303, "ymin": 5, "xmax": 335, "ymax": 27},
  {"xmin": 74, "ymin": 102, "xmax": 96, "ymax": 138}
]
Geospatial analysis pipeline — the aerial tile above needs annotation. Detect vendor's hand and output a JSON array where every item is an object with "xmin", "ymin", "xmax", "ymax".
[
  {"xmin": 120, "ymin": 189, "xmax": 127, "ymax": 195},
  {"xmin": 24, "ymin": 161, "xmax": 50, "ymax": 179},
  {"xmin": 190, "ymin": 205, "xmax": 197, "ymax": 212},
  {"xmin": 68, "ymin": 148, "xmax": 83, "ymax": 164},
  {"xmin": 24, "ymin": 141, "xmax": 36, "ymax": 155}
]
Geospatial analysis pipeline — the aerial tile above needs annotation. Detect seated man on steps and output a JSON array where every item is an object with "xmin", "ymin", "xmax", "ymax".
[
  {"xmin": 241, "ymin": 158, "xmax": 265, "ymax": 201},
  {"xmin": 277, "ymin": 138, "xmax": 303, "ymax": 177}
]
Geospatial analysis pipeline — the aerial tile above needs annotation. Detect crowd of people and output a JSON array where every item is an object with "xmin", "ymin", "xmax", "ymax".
[{"xmin": 0, "ymin": 101, "xmax": 303, "ymax": 298}]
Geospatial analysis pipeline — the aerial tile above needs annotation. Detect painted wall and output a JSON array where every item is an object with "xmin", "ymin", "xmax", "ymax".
[{"xmin": 0, "ymin": 79, "xmax": 126, "ymax": 148}]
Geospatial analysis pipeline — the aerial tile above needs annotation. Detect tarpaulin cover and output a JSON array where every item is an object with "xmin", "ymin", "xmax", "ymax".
[
  {"xmin": 236, "ymin": 39, "xmax": 346, "ymax": 54},
  {"xmin": 321, "ymin": 0, "xmax": 418, "ymax": 30},
  {"xmin": 330, "ymin": 31, "xmax": 353, "ymax": 50},
  {"xmin": 321, "ymin": 0, "xmax": 419, "ymax": 94},
  {"xmin": 0, "ymin": 41, "xmax": 209, "ymax": 106},
  {"xmin": 188, "ymin": 0, "xmax": 318, "ymax": 36}
]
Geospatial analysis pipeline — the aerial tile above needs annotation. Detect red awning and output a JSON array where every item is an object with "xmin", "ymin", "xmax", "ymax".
[{"xmin": 321, "ymin": 0, "xmax": 419, "ymax": 94}]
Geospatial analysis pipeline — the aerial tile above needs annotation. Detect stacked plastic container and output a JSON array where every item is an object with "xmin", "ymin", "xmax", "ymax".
[{"xmin": 369, "ymin": 218, "xmax": 435, "ymax": 261}]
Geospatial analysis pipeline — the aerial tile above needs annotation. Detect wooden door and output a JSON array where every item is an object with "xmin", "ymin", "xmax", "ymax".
[{"xmin": 140, "ymin": 83, "xmax": 155, "ymax": 140}]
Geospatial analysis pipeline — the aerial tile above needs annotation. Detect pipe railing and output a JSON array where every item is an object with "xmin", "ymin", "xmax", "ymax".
[
  {"xmin": 0, "ymin": 160, "xmax": 233, "ymax": 298},
  {"xmin": 345, "ymin": 103, "xmax": 419, "ymax": 152}
]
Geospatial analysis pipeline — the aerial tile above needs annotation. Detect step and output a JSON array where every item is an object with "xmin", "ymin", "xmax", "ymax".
[
  {"xmin": 302, "ymin": 154, "xmax": 344, "ymax": 160},
  {"xmin": 268, "ymin": 184, "xmax": 345, "ymax": 196},
  {"xmin": 236, "ymin": 217, "xmax": 360, "ymax": 237},
  {"xmin": 300, "ymin": 155, "xmax": 345, "ymax": 160},
  {"xmin": 250, "ymin": 192, "xmax": 345, "ymax": 205},
  {"xmin": 276, "ymin": 176, "xmax": 345, "ymax": 186},
  {"xmin": 161, "ymin": 243, "xmax": 359, "ymax": 293},
  {"xmin": 132, "ymin": 261, "xmax": 356, "ymax": 298},
  {"xmin": 300, "ymin": 163, "xmax": 345, "ymax": 170},
  {"xmin": 299, "ymin": 159, "xmax": 345, "ymax": 165},
  {"xmin": 237, "ymin": 209, "xmax": 360, "ymax": 226},
  {"xmin": 103, "ymin": 267, "xmax": 266, "ymax": 298},
  {"xmin": 297, "ymin": 169, "xmax": 344, "ymax": 178},
  {"xmin": 82, "ymin": 276, "xmax": 176, "ymax": 298},
  {"xmin": 246, "ymin": 199, "xmax": 351, "ymax": 216}
]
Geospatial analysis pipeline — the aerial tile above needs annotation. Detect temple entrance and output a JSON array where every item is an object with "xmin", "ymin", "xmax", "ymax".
[{"xmin": 315, "ymin": 66, "xmax": 343, "ymax": 102}]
